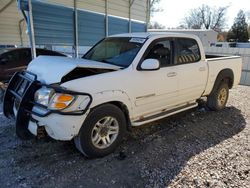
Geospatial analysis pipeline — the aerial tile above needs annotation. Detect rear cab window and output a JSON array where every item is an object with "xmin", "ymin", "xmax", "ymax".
[{"xmin": 175, "ymin": 38, "xmax": 201, "ymax": 65}]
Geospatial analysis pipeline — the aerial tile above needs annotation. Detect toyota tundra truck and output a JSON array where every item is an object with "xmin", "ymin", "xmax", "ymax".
[{"xmin": 3, "ymin": 32, "xmax": 242, "ymax": 158}]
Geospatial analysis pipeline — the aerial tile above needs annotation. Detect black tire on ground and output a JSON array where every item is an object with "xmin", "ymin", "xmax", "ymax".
[
  {"xmin": 74, "ymin": 104, "xmax": 126, "ymax": 158},
  {"xmin": 207, "ymin": 82, "xmax": 229, "ymax": 111},
  {"xmin": 0, "ymin": 87, "xmax": 4, "ymax": 103}
]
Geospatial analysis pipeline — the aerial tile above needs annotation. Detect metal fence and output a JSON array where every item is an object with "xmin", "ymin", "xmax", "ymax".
[{"xmin": 204, "ymin": 47, "xmax": 250, "ymax": 86}]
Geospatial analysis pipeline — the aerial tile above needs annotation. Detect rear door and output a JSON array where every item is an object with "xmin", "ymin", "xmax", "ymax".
[{"xmin": 174, "ymin": 38, "xmax": 207, "ymax": 104}]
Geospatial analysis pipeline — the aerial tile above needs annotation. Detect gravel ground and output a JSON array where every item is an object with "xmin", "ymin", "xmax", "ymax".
[{"xmin": 0, "ymin": 86, "xmax": 249, "ymax": 188}]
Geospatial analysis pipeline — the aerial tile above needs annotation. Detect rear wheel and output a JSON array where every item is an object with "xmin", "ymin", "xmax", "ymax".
[
  {"xmin": 207, "ymin": 82, "xmax": 229, "ymax": 111},
  {"xmin": 74, "ymin": 104, "xmax": 126, "ymax": 158}
]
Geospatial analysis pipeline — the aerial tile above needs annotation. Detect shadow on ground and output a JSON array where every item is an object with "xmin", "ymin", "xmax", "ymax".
[{"xmin": 0, "ymin": 105, "xmax": 246, "ymax": 187}]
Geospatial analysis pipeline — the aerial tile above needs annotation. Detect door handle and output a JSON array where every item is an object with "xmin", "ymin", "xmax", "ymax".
[
  {"xmin": 167, "ymin": 72, "xmax": 177, "ymax": 77},
  {"xmin": 199, "ymin": 67, "xmax": 206, "ymax": 71}
]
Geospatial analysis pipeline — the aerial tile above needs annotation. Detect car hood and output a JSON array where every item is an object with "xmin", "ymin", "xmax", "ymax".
[{"xmin": 27, "ymin": 56, "xmax": 121, "ymax": 84}]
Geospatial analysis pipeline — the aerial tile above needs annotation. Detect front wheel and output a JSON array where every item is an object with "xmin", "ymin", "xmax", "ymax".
[
  {"xmin": 0, "ymin": 87, "xmax": 4, "ymax": 103},
  {"xmin": 74, "ymin": 104, "xmax": 126, "ymax": 158},
  {"xmin": 207, "ymin": 82, "xmax": 229, "ymax": 111}
]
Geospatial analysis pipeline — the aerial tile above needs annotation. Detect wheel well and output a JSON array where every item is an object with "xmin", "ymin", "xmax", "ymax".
[
  {"xmin": 108, "ymin": 101, "xmax": 131, "ymax": 129},
  {"xmin": 214, "ymin": 69, "xmax": 234, "ymax": 90},
  {"xmin": 222, "ymin": 77, "xmax": 233, "ymax": 88},
  {"xmin": 90, "ymin": 101, "xmax": 131, "ymax": 130}
]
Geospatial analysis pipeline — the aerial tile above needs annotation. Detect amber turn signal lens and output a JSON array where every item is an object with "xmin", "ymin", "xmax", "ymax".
[
  {"xmin": 57, "ymin": 94, "xmax": 74, "ymax": 102},
  {"xmin": 51, "ymin": 102, "xmax": 67, "ymax": 109},
  {"xmin": 48, "ymin": 93, "xmax": 75, "ymax": 110}
]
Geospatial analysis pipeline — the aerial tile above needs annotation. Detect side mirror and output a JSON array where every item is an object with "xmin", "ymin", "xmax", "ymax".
[{"xmin": 140, "ymin": 59, "xmax": 160, "ymax": 71}]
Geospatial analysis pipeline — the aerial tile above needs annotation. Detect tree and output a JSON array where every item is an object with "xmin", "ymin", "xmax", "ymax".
[
  {"xmin": 227, "ymin": 10, "xmax": 249, "ymax": 42},
  {"xmin": 182, "ymin": 4, "xmax": 228, "ymax": 32},
  {"xmin": 248, "ymin": 26, "xmax": 250, "ymax": 39},
  {"xmin": 148, "ymin": 0, "xmax": 162, "ymax": 19},
  {"xmin": 147, "ymin": 0, "xmax": 162, "ymax": 27},
  {"xmin": 148, "ymin": 21, "xmax": 165, "ymax": 29},
  {"xmin": 247, "ymin": 11, "xmax": 250, "ymax": 37}
]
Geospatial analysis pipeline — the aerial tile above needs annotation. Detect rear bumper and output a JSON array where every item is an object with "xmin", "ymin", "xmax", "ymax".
[{"xmin": 3, "ymin": 71, "xmax": 92, "ymax": 140}]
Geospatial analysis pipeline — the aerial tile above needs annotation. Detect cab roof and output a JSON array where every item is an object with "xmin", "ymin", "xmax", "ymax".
[{"xmin": 111, "ymin": 32, "xmax": 199, "ymax": 39}]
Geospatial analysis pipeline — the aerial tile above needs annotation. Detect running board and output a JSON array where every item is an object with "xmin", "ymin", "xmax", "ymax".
[{"xmin": 132, "ymin": 103, "xmax": 198, "ymax": 126}]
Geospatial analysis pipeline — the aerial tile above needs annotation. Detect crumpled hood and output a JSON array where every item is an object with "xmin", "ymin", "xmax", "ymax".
[{"xmin": 27, "ymin": 56, "xmax": 121, "ymax": 84}]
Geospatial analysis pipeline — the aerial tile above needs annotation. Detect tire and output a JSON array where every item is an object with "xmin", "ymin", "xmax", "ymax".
[
  {"xmin": 207, "ymin": 82, "xmax": 229, "ymax": 111},
  {"xmin": 74, "ymin": 104, "xmax": 126, "ymax": 158},
  {"xmin": 0, "ymin": 87, "xmax": 4, "ymax": 103}
]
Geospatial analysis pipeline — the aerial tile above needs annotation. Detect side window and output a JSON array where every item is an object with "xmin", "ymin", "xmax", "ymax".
[
  {"xmin": 175, "ymin": 38, "xmax": 201, "ymax": 64},
  {"xmin": 37, "ymin": 49, "xmax": 52, "ymax": 56},
  {"xmin": 4, "ymin": 51, "xmax": 20, "ymax": 63},
  {"xmin": 20, "ymin": 49, "xmax": 31, "ymax": 61},
  {"xmin": 36, "ymin": 49, "xmax": 45, "ymax": 56},
  {"xmin": 145, "ymin": 40, "xmax": 171, "ymax": 67}
]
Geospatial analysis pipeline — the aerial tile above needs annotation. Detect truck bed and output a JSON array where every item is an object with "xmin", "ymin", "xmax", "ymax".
[{"xmin": 203, "ymin": 54, "xmax": 242, "ymax": 96}]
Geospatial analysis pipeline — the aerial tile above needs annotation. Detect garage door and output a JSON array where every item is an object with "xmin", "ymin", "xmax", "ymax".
[{"xmin": 18, "ymin": 0, "xmax": 146, "ymax": 46}]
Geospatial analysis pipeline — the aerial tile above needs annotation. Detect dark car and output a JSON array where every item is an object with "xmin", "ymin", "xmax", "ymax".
[{"xmin": 0, "ymin": 48, "xmax": 66, "ymax": 82}]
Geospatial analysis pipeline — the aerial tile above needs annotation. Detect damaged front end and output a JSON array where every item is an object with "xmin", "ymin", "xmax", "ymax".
[{"xmin": 3, "ymin": 71, "xmax": 92, "ymax": 140}]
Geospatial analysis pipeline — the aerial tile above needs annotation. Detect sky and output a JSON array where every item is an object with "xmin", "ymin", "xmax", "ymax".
[{"xmin": 151, "ymin": 0, "xmax": 250, "ymax": 30}]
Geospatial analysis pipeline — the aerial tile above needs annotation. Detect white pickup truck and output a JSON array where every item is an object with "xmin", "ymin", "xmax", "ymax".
[{"xmin": 3, "ymin": 33, "xmax": 242, "ymax": 158}]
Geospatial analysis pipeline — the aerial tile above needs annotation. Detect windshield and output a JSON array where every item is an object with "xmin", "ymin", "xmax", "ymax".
[{"xmin": 83, "ymin": 37, "xmax": 146, "ymax": 68}]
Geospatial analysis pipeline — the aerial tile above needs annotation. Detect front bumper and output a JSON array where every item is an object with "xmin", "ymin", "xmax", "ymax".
[
  {"xmin": 3, "ymin": 71, "xmax": 92, "ymax": 140},
  {"xmin": 27, "ymin": 112, "xmax": 89, "ymax": 140}
]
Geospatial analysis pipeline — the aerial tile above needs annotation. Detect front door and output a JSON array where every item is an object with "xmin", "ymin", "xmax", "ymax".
[{"xmin": 132, "ymin": 38, "xmax": 179, "ymax": 118}]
